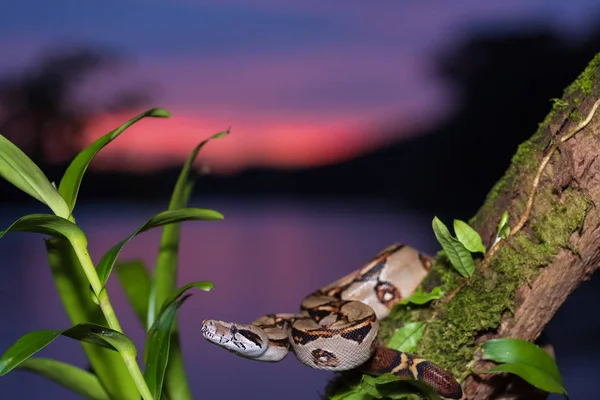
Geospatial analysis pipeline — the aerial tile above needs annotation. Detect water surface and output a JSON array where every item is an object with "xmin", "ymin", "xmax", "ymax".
[{"xmin": 0, "ymin": 198, "xmax": 596, "ymax": 399}]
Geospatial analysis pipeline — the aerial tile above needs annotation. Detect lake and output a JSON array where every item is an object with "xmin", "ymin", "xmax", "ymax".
[{"xmin": 0, "ymin": 198, "xmax": 597, "ymax": 399}]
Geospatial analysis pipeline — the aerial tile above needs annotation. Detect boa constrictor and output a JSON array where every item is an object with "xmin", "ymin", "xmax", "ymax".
[{"xmin": 201, "ymin": 244, "xmax": 464, "ymax": 400}]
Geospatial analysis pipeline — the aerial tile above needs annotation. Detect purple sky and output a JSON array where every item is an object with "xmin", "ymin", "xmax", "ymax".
[{"xmin": 1, "ymin": 1, "xmax": 599, "ymax": 172}]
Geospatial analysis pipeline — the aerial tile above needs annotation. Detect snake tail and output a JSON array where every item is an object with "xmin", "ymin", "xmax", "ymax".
[{"xmin": 359, "ymin": 347, "xmax": 465, "ymax": 400}]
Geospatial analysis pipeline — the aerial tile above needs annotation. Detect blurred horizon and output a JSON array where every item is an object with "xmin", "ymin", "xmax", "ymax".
[{"xmin": 1, "ymin": 1, "xmax": 600, "ymax": 175}]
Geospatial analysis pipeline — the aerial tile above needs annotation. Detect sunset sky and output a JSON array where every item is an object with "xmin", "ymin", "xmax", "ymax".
[{"xmin": 1, "ymin": 1, "xmax": 599, "ymax": 173}]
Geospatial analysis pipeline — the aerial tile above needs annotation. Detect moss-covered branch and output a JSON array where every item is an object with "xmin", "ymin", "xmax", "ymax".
[
  {"xmin": 325, "ymin": 52, "xmax": 600, "ymax": 400},
  {"xmin": 414, "ymin": 52, "xmax": 600, "ymax": 399},
  {"xmin": 342, "ymin": 53, "xmax": 600, "ymax": 400}
]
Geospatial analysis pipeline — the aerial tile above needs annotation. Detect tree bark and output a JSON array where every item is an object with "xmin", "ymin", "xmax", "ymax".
[{"xmin": 458, "ymin": 53, "xmax": 600, "ymax": 399}]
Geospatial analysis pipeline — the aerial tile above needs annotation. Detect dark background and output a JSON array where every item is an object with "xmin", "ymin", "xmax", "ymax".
[{"xmin": 0, "ymin": 2, "xmax": 599, "ymax": 399}]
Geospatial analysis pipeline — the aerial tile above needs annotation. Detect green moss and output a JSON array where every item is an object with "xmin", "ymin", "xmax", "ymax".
[
  {"xmin": 417, "ymin": 261, "xmax": 523, "ymax": 375},
  {"xmin": 532, "ymin": 187, "xmax": 590, "ymax": 251},
  {"xmin": 565, "ymin": 52, "xmax": 600, "ymax": 96},
  {"xmin": 569, "ymin": 110, "xmax": 581, "ymax": 120},
  {"xmin": 415, "ymin": 185, "xmax": 590, "ymax": 377}
]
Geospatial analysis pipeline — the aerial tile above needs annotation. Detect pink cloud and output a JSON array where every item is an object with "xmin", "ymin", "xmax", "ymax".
[{"xmin": 84, "ymin": 111, "xmax": 389, "ymax": 174}]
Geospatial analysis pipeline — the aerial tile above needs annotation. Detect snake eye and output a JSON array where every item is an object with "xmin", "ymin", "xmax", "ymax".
[{"xmin": 230, "ymin": 325, "xmax": 238, "ymax": 334}]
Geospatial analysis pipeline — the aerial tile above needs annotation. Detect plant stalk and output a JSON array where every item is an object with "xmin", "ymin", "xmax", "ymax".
[{"xmin": 71, "ymin": 242, "xmax": 153, "ymax": 400}]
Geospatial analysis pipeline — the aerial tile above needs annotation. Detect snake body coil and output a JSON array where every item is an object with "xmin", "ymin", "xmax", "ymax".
[{"xmin": 201, "ymin": 244, "xmax": 464, "ymax": 400}]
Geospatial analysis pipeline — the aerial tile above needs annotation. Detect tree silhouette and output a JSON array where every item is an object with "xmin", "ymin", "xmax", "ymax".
[{"xmin": 0, "ymin": 45, "xmax": 150, "ymax": 165}]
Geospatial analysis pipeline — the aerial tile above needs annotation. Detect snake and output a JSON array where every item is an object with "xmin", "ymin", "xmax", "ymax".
[{"xmin": 201, "ymin": 244, "xmax": 465, "ymax": 400}]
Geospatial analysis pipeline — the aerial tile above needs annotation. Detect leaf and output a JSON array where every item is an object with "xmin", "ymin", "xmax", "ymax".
[
  {"xmin": 329, "ymin": 388, "xmax": 371, "ymax": 400},
  {"xmin": 432, "ymin": 217, "xmax": 475, "ymax": 278},
  {"xmin": 0, "ymin": 324, "xmax": 136, "ymax": 376},
  {"xmin": 497, "ymin": 211, "xmax": 510, "ymax": 240},
  {"xmin": 144, "ymin": 282, "xmax": 212, "ymax": 399},
  {"xmin": 387, "ymin": 322, "xmax": 426, "ymax": 353},
  {"xmin": 0, "ymin": 331, "xmax": 61, "ymax": 376},
  {"xmin": 481, "ymin": 338, "xmax": 567, "ymax": 396},
  {"xmin": 115, "ymin": 260, "xmax": 151, "ymax": 327},
  {"xmin": 360, "ymin": 375, "xmax": 384, "ymax": 397},
  {"xmin": 453, "ymin": 219, "xmax": 486, "ymax": 254},
  {"xmin": 18, "ymin": 357, "xmax": 110, "ymax": 400},
  {"xmin": 152, "ymin": 129, "xmax": 229, "ymax": 321},
  {"xmin": 63, "ymin": 324, "xmax": 137, "ymax": 354},
  {"xmin": 481, "ymin": 338, "xmax": 562, "ymax": 382},
  {"xmin": 151, "ymin": 131, "xmax": 228, "ymax": 400},
  {"xmin": 482, "ymin": 364, "xmax": 565, "ymax": 395},
  {"xmin": 157, "ymin": 281, "xmax": 214, "ymax": 316},
  {"xmin": 0, "ymin": 214, "xmax": 85, "ymax": 243},
  {"xmin": 397, "ymin": 287, "xmax": 444, "ymax": 307},
  {"xmin": 0, "ymin": 135, "xmax": 70, "ymax": 218},
  {"xmin": 58, "ymin": 108, "xmax": 171, "ymax": 212},
  {"xmin": 97, "ymin": 208, "xmax": 223, "ymax": 288},
  {"xmin": 377, "ymin": 377, "xmax": 442, "ymax": 400},
  {"xmin": 366, "ymin": 373, "xmax": 401, "ymax": 386}
]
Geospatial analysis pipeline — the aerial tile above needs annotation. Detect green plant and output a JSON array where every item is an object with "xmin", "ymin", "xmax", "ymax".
[{"xmin": 0, "ymin": 108, "xmax": 228, "ymax": 400}]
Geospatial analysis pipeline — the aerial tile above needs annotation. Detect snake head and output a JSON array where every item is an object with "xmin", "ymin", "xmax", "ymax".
[{"xmin": 201, "ymin": 319, "xmax": 269, "ymax": 358}]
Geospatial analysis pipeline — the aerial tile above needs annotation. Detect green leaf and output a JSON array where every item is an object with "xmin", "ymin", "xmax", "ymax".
[
  {"xmin": 144, "ymin": 282, "xmax": 213, "ymax": 399},
  {"xmin": 366, "ymin": 373, "xmax": 401, "ymax": 386},
  {"xmin": 115, "ymin": 260, "xmax": 151, "ymax": 327},
  {"xmin": 0, "ymin": 214, "xmax": 84, "ymax": 243},
  {"xmin": 453, "ymin": 219, "xmax": 485, "ymax": 254},
  {"xmin": 432, "ymin": 217, "xmax": 475, "ymax": 277},
  {"xmin": 481, "ymin": 338, "xmax": 566, "ymax": 395},
  {"xmin": 18, "ymin": 357, "xmax": 110, "ymax": 400},
  {"xmin": 481, "ymin": 338, "xmax": 562, "ymax": 380},
  {"xmin": 63, "ymin": 324, "xmax": 137, "ymax": 354},
  {"xmin": 58, "ymin": 108, "xmax": 171, "ymax": 212},
  {"xmin": 0, "ymin": 331, "xmax": 61, "ymax": 376},
  {"xmin": 481, "ymin": 338, "xmax": 564, "ymax": 384},
  {"xmin": 387, "ymin": 322, "xmax": 426, "ymax": 353},
  {"xmin": 45, "ymin": 238, "xmax": 139, "ymax": 399},
  {"xmin": 360, "ymin": 375, "xmax": 384, "ymax": 397},
  {"xmin": 0, "ymin": 135, "xmax": 70, "ymax": 218},
  {"xmin": 0, "ymin": 324, "xmax": 136, "ymax": 376},
  {"xmin": 329, "ymin": 388, "xmax": 371, "ymax": 400},
  {"xmin": 152, "ymin": 129, "xmax": 229, "ymax": 321},
  {"xmin": 482, "ymin": 364, "xmax": 565, "ymax": 395},
  {"xmin": 97, "ymin": 208, "xmax": 223, "ymax": 288},
  {"xmin": 397, "ymin": 287, "xmax": 444, "ymax": 307},
  {"xmin": 497, "ymin": 211, "xmax": 510, "ymax": 240},
  {"xmin": 377, "ymin": 376, "xmax": 442, "ymax": 400}
]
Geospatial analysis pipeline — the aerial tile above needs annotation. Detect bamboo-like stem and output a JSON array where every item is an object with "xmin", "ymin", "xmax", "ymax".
[{"xmin": 71, "ymin": 242, "xmax": 153, "ymax": 400}]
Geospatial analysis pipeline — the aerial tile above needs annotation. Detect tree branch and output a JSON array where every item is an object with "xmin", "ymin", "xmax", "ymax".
[{"xmin": 460, "ymin": 53, "xmax": 600, "ymax": 399}]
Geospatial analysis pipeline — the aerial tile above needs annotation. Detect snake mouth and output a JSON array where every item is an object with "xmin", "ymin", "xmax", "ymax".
[{"xmin": 201, "ymin": 319, "xmax": 216, "ymax": 338}]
